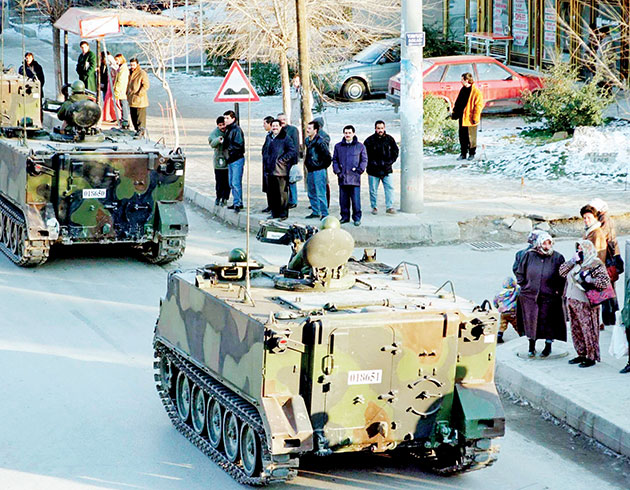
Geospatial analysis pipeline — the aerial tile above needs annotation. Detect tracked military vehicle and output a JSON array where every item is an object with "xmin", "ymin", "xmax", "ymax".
[
  {"xmin": 0, "ymin": 76, "xmax": 187, "ymax": 266},
  {"xmin": 153, "ymin": 218, "xmax": 505, "ymax": 485}
]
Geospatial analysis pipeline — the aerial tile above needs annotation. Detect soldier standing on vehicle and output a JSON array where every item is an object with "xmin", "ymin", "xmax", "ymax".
[
  {"xmin": 451, "ymin": 72, "xmax": 484, "ymax": 161},
  {"xmin": 127, "ymin": 58, "xmax": 150, "ymax": 136},
  {"xmin": 57, "ymin": 80, "xmax": 89, "ymax": 131},
  {"xmin": 332, "ymin": 125, "xmax": 367, "ymax": 226},
  {"xmin": 76, "ymin": 41, "xmax": 97, "ymax": 93},
  {"xmin": 364, "ymin": 120, "xmax": 399, "ymax": 215}
]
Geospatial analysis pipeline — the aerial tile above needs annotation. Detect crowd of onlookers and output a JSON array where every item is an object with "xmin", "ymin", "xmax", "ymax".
[
  {"xmin": 208, "ymin": 112, "xmax": 400, "ymax": 226},
  {"xmin": 20, "ymin": 42, "xmax": 150, "ymax": 136},
  {"xmin": 494, "ymin": 199, "xmax": 630, "ymax": 373}
]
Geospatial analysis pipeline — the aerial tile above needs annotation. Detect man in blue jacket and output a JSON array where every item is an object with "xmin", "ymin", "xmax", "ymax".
[{"xmin": 332, "ymin": 125, "xmax": 367, "ymax": 226}]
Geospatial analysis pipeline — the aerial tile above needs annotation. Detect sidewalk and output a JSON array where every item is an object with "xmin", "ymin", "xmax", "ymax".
[{"xmin": 496, "ymin": 336, "xmax": 630, "ymax": 458}]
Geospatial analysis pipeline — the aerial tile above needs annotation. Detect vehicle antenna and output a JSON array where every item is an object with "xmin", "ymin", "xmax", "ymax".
[
  {"xmin": 244, "ymin": 31, "xmax": 252, "ymax": 300},
  {"xmin": 20, "ymin": 3, "xmax": 27, "ymax": 146}
]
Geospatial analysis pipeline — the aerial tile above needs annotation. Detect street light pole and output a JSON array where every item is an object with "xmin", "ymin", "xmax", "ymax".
[
  {"xmin": 295, "ymin": 0, "xmax": 312, "ymax": 142},
  {"xmin": 400, "ymin": 0, "xmax": 424, "ymax": 213}
]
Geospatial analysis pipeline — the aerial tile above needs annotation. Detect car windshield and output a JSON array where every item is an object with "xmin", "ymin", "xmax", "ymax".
[{"xmin": 353, "ymin": 42, "xmax": 391, "ymax": 64}]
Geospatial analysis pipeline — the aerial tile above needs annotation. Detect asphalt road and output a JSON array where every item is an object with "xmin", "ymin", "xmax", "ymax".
[{"xmin": 1, "ymin": 204, "xmax": 628, "ymax": 490}]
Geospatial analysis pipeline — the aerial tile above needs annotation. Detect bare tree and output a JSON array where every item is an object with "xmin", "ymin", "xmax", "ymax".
[{"xmin": 200, "ymin": 1, "xmax": 400, "ymax": 120}]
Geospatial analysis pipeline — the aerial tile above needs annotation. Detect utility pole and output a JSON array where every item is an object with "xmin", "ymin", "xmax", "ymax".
[
  {"xmin": 400, "ymin": 0, "xmax": 424, "ymax": 213},
  {"xmin": 295, "ymin": 0, "xmax": 312, "ymax": 142}
]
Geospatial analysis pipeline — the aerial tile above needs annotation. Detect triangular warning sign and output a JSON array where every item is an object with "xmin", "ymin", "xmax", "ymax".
[{"xmin": 214, "ymin": 61, "xmax": 260, "ymax": 103}]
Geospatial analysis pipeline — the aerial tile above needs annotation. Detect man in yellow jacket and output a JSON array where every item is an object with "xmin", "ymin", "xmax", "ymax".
[{"xmin": 451, "ymin": 72, "xmax": 484, "ymax": 161}]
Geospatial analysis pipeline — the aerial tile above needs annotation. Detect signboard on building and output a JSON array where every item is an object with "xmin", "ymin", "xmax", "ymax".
[
  {"xmin": 512, "ymin": 0, "xmax": 529, "ymax": 47},
  {"xmin": 493, "ymin": 1, "xmax": 509, "ymax": 35}
]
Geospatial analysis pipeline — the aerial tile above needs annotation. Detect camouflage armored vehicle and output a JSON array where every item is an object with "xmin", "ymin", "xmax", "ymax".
[
  {"xmin": 153, "ymin": 218, "xmax": 504, "ymax": 485},
  {"xmin": 0, "ymin": 77, "xmax": 187, "ymax": 266}
]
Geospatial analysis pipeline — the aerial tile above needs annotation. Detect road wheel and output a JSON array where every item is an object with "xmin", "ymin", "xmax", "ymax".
[
  {"xmin": 223, "ymin": 410, "xmax": 240, "ymax": 463},
  {"xmin": 158, "ymin": 357, "xmax": 173, "ymax": 392},
  {"xmin": 240, "ymin": 423, "xmax": 261, "ymax": 477},
  {"xmin": 175, "ymin": 372, "xmax": 191, "ymax": 423},
  {"xmin": 190, "ymin": 386, "xmax": 206, "ymax": 435},
  {"xmin": 206, "ymin": 397, "xmax": 222, "ymax": 448},
  {"xmin": 342, "ymin": 79, "xmax": 366, "ymax": 101}
]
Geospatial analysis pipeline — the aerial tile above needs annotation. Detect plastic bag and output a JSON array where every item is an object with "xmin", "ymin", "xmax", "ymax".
[
  {"xmin": 609, "ymin": 323, "xmax": 629, "ymax": 359},
  {"xmin": 289, "ymin": 163, "xmax": 303, "ymax": 183}
]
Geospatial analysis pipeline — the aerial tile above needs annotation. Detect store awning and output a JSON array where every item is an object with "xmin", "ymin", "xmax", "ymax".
[{"xmin": 53, "ymin": 7, "xmax": 184, "ymax": 38}]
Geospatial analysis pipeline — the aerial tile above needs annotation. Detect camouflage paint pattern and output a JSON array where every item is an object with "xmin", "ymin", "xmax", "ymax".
[
  {"xmin": 0, "ymin": 75, "xmax": 42, "ymax": 129},
  {"xmin": 155, "ymin": 267, "xmax": 505, "ymax": 458},
  {"xmin": 0, "ymin": 130, "xmax": 187, "ymax": 246}
]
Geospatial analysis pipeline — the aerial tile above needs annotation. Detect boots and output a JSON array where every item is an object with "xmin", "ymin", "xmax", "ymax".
[
  {"xmin": 540, "ymin": 341, "xmax": 552, "ymax": 358},
  {"xmin": 528, "ymin": 339, "xmax": 536, "ymax": 358}
]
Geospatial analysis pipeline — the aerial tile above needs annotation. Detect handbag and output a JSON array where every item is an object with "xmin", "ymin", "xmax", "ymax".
[
  {"xmin": 585, "ymin": 282, "xmax": 616, "ymax": 307},
  {"xmin": 607, "ymin": 265, "xmax": 620, "ymax": 283},
  {"xmin": 289, "ymin": 163, "xmax": 303, "ymax": 183},
  {"xmin": 609, "ymin": 321, "xmax": 629, "ymax": 359}
]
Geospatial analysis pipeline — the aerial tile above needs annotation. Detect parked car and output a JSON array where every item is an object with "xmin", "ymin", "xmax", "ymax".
[
  {"xmin": 318, "ymin": 38, "xmax": 401, "ymax": 101},
  {"xmin": 386, "ymin": 55, "xmax": 544, "ymax": 113}
]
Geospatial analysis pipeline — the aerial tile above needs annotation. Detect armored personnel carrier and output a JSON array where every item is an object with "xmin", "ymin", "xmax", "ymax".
[
  {"xmin": 0, "ymin": 76, "xmax": 187, "ymax": 266},
  {"xmin": 153, "ymin": 218, "xmax": 504, "ymax": 485}
]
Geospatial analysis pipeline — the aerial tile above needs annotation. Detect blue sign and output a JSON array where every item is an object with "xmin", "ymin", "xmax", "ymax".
[{"xmin": 406, "ymin": 32, "xmax": 425, "ymax": 47}]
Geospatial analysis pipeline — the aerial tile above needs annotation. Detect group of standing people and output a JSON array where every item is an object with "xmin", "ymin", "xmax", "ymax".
[
  {"xmin": 208, "ymin": 112, "xmax": 400, "ymax": 226},
  {"xmin": 494, "ymin": 199, "xmax": 629, "ymax": 373},
  {"xmin": 20, "ymin": 42, "xmax": 149, "ymax": 135}
]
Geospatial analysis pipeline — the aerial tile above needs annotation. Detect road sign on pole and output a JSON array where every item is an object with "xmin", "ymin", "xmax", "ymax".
[{"xmin": 214, "ymin": 61, "xmax": 260, "ymax": 103}]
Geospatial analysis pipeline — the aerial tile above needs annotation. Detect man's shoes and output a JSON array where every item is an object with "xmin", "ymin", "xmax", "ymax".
[
  {"xmin": 528, "ymin": 339, "xmax": 536, "ymax": 358},
  {"xmin": 371, "ymin": 208, "xmax": 378, "ymax": 215},
  {"xmin": 386, "ymin": 208, "xmax": 397, "ymax": 215},
  {"xmin": 215, "ymin": 198, "xmax": 221, "ymax": 206},
  {"xmin": 457, "ymin": 154, "xmax": 467, "ymax": 160},
  {"xmin": 620, "ymin": 364, "xmax": 630, "ymax": 374},
  {"xmin": 540, "ymin": 343, "xmax": 552, "ymax": 358},
  {"xmin": 579, "ymin": 359, "xmax": 596, "ymax": 368},
  {"xmin": 261, "ymin": 207, "xmax": 271, "ymax": 213},
  {"xmin": 340, "ymin": 219, "xmax": 350, "ymax": 224},
  {"xmin": 568, "ymin": 356, "xmax": 586, "ymax": 365},
  {"xmin": 467, "ymin": 154, "xmax": 476, "ymax": 161},
  {"xmin": 305, "ymin": 213, "xmax": 321, "ymax": 219},
  {"xmin": 221, "ymin": 199, "xmax": 227, "ymax": 206},
  {"xmin": 227, "ymin": 204, "xmax": 235, "ymax": 210},
  {"xmin": 234, "ymin": 205, "xmax": 242, "ymax": 213},
  {"xmin": 288, "ymin": 204, "xmax": 297, "ymax": 209},
  {"xmin": 354, "ymin": 221, "xmax": 361, "ymax": 227}
]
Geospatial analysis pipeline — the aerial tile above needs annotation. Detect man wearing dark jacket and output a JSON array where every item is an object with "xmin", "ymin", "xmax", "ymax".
[
  {"xmin": 364, "ymin": 120, "xmax": 399, "ymax": 215},
  {"xmin": 263, "ymin": 120, "xmax": 297, "ymax": 219},
  {"xmin": 76, "ymin": 41, "xmax": 97, "ymax": 93},
  {"xmin": 333, "ymin": 125, "xmax": 367, "ymax": 226},
  {"xmin": 19, "ymin": 52, "xmax": 45, "ymax": 92},
  {"xmin": 278, "ymin": 113, "xmax": 300, "ymax": 208},
  {"xmin": 261, "ymin": 116, "xmax": 274, "ymax": 212},
  {"xmin": 223, "ymin": 110, "xmax": 245, "ymax": 212},
  {"xmin": 304, "ymin": 120, "xmax": 331, "ymax": 219}
]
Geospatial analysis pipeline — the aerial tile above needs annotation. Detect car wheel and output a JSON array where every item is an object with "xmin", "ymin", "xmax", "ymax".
[{"xmin": 342, "ymin": 79, "xmax": 366, "ymax": 101}]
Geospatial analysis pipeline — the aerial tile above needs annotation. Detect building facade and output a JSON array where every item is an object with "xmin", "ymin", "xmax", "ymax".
[{"xmin": 423, "ymin": 0, "xmax": 629, "ymax": 79}]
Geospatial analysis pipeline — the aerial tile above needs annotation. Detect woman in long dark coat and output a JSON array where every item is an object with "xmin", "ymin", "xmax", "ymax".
[{"xmin": 515, "ymin": 232, "xmax": 566, "ymax": 357}]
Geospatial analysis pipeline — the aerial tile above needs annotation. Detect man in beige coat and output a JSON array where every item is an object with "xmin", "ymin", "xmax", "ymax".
[
  {"xmin": 126, "ymin": 57, "xmax": 149, "ymax": 135},
  {"xmin": 113, "ymin": 53, "xmax": 130, "ymax": 129}
]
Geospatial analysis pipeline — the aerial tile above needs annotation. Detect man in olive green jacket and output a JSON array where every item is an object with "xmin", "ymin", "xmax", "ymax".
[{"xmin": 76, "ymin": 41, "xmax": 97, "ymax": 93}]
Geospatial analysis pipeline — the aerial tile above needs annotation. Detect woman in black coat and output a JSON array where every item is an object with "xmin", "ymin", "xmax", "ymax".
[{"xmin": 515, "ymin": 232, "xmax": 566, "ymax": 357}]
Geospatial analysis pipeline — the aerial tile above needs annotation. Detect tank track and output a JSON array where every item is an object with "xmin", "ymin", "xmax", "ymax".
[
  {"xmin": 414, "ymin": 440, "xmax": 500, "ymax": 476},
  {"xmin": 154, "ymin": 342, "xmax": 298, "ymax": 485},
  {"xmin": 140, "ymin": 237, "xmax": 186, "ymax": 264},
  {"xmin": 0, "ymin": 196, "xmax": 49, "ymax": 266}
]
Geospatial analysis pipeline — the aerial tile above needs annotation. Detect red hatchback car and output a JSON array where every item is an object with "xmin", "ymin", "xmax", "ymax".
[{"xmin": 386, "ymin": 55, "xmax": 543, "ymax": 113}]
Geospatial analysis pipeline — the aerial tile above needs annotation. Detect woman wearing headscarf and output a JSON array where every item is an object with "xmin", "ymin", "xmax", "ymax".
[
  {"xmin": 559, "ymin": 240, "xmax": 612, "ymax": 368},
  {"xmin": 493, "ymin": 277, "xmax": 520, "ymax": 344},
  {"xmin": 515, "ymin": 232, "xmax": 566, "ymax": 357},
  {"xmin": 589, "ymin": 198, "xmax": 622, "ymax": 327}
]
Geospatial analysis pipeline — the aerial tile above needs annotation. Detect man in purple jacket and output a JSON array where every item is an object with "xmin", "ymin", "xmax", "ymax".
[{"xmin": 332, "ymin": 125, "xmax": 368, "ymax": 226}]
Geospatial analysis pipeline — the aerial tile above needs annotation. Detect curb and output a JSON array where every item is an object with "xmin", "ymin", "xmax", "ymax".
[
  {"xmin": 185, "ymin": 186, "xmax": 461, "ymax": 246},
  {"xmin": 495, "ymin": 359, "xmax": 630, "ymax": 458}
]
